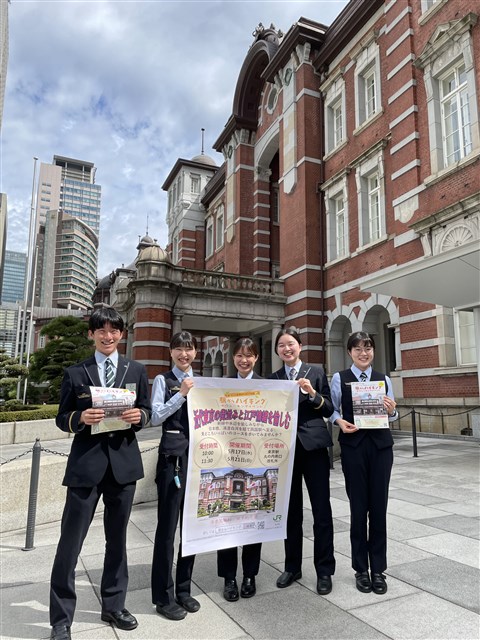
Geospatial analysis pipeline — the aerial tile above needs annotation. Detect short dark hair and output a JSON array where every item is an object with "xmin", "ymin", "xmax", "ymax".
[
  {"xmin": 232, "ymin": 337, "xmax": 259, "ymax": 358},
  {"xmin": 274, "ymin": 327, "xmax": 302, "ymax": 354},
  {"xmin": 347, "ymin": 331, "xmax": 375, "ymax": 352},
  {"xmin": 88, "ymin": 307, "xmax": 124, "ymax": 333},
  {"xmin": 170, "ymin": 331, "xmax": 197, "ymax": 350}
]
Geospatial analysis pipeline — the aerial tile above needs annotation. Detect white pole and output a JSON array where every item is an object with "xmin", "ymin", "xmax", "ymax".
[{"xmin": 17, "ymin": 157, "xmax": 38, "ymax": 399}]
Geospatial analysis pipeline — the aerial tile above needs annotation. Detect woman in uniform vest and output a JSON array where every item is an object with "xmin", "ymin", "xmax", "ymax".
[{"xmin": 330, "ymin": 331, "xmax": 397, "ymax": 595}]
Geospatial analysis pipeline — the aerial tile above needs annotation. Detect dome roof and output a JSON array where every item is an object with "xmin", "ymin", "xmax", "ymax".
[
  {"xmin": 136, "ymin": 242, "xmax": 170, "ymax": 264},
  {"xmin": 191, "ymin": 153, "xmax": 217, "ymax": 167},
  {"xmin": 95, "ymin": 272, "xmax": 114, "ymax": 290}
]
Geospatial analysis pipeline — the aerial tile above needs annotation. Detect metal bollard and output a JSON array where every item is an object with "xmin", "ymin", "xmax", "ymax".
[
  {"xmin": 23, "ymin": 438, "xmax": 41, "ymax": 551},
  {"xmin": 411, "ymin": 409, "xmax": 418, "ymax": 458}
]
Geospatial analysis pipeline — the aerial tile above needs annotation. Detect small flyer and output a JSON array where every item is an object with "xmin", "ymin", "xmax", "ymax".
[
  {"xmin": 351, "ymin": 381, "xmax": 389, "ymax": 429},
  {"xmin": 89, "ymin": 386, "xmax": 136, "ymax": 434}
]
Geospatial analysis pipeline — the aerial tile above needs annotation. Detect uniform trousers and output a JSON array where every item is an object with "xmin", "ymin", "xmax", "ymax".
[
  {"xmin": 217, "ymin": 543, "xmax": 262, "ymax": 580},
  {"xmin": 50, "ymin": 465, "xmax": 136, "ymax": 626},
  {"xmin": 284, "ymin": 442, "xmax": 335, "ymax": 576},
  {"xmin": 151, "ymin": 452, "xmax": 195, "ymax": 606},
  {"xmin": 340, "ymin": 435, "xmax": 393, "ymax": 574}
]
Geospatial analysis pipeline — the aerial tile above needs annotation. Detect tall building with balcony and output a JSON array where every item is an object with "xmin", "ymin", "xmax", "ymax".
[
  {"xmin": 38, "ymin": 210, "xmax": 98, "ymax": 310},
  {"xmin": 35, "ymin": 156, "xmax": 101, "ymax": 308}
]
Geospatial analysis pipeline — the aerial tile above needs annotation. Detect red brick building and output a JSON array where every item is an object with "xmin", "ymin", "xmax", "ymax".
[{"xmin": 105, "ymin": 0, "xmax": 479, "ymax": 435}]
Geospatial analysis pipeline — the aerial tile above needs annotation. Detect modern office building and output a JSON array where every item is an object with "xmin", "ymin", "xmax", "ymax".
[
  {"xmin": 35, "ymin": 156, "xmax": 101, "ymax": 308},
  {"xmin": 0, "ymin": 0, "xmax": 8, "ymax": 131},
  {"xmin": 37, "ymin": 209, "xmax": 98, "ymax": 310},
  {"xmin": 1, "ymin": 250, "xmax": 26, "ymax": 304}
]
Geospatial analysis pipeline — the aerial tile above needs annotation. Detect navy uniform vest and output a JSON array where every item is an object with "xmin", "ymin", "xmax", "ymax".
[
  {"xmin": 338, "ymin": 368, "xmax": 394, "ymax": 450},
  {"xmin": 159, "ymin": 370, "xmax": 190, "ymax": 456}
]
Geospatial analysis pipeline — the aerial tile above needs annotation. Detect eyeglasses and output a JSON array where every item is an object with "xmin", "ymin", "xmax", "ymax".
[{"xmin": 352, "ymin": 347, "xmax": 373, "ymax": 354}]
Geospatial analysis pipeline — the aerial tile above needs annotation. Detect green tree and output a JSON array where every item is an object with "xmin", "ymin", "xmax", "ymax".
[
  {"xmin": 29, "ymin": 316, "xmax": 93, "ymax": 402},
  {"xmin": 0, "ymin": 350, "xmax": 29, "ymax": 400}
]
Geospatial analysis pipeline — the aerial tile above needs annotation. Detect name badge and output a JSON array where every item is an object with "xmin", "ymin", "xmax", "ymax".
[{"xmin": 126, "ymin": 383, "xmax": 137, "ymax": 393}]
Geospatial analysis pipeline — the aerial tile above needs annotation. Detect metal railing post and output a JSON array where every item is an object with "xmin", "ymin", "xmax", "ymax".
[
  {"xmin": 411, "ymin": 409, "xmax": 418, "ymax": 458},
  {"xmin": 23, "ymin": 438, "xmax": 41, "ymax": 551}
]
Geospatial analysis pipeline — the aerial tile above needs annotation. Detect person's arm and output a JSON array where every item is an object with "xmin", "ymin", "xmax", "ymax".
[
  {"xmin": 151, "ymin": 374, "xmax": 193, "ymax": 426},
  {"xmin": 56, "ymin": 369, "xmax": 104, "ymax": 434},
  {"xmin": 385, "ymin": 375, "xmax": 398, "ymax": 422},
  {"xmin": 329, "ymin": 371, "xmax": 358, "ymax": 434},
  {"xmin": 297, "ymin": 367, "xmax": 334, "ymax": 418},
  {"xmin": 120, "ymin": 363, "xmax": 151, "ymax": 430}
]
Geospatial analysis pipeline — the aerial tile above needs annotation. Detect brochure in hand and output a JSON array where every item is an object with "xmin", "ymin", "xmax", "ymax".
[
  {"xmin": 89, "ymin": 386, "xmax": 136, "ymax": 434},
  {"xmin": 351, "ymin": 380, "xmax": 389, "ymax": 429}
]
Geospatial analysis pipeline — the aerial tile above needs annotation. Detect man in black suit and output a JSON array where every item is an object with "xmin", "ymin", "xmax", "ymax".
[
  {"xmin": 49, "ymin": 307, "xmax": 151, "ymax": 640},
  {"xmin": 270, "ymin": 327, "xmax": 336, "ymax": 596}
]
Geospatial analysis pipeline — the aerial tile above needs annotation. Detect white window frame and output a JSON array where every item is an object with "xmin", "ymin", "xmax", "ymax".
[
  {"xmin": 215, "ymin": 204, "xmax": 224, "ymax": 250},
  {"xmin": 191, "ymin": 173, "xmax": 201, "ymax": 194},
  {"xmin": 416, "ymin": 14, "xmax": 479, "ymax": 178},
  {"xmin": 354, "ymin": 41, "xmax": 381, "ymax": 130},
  {"xmin": 323, "ymin": 174, "xmax": 349, "ymax": 262},
  {"xmin": 323, "ymin": 75, "xmax": 346, "ymax": 155},
  {"xmin": 206, "ymin": 217, "xmax": 214, "ymax": 258},
  {"xmin": 454, "ymin": 309, "xmax": 476, "ymax": 365},
  {"xmin": 355, "ymin": 149, "xmax": 386, "ymax": 248},
  {"xmin": 440, "ymin": 62, "xmax": 472, "ymax": 167}
]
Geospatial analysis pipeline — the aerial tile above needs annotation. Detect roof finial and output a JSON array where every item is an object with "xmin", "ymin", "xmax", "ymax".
[
  {"xmin": 201, "ymin": 128, "xmax": 205, "ymax": 155},
  {"xmin": 146, "ymin": 214, "xmax": 149, "ymax": 235}
]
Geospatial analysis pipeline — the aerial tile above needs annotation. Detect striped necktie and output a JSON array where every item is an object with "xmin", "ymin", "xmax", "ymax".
[
  {"xmin": 289, "ymin": 368, "xmax": 297, "ymax": 380},
  {"xmin": 105, "ymin": 358, "xmax": 115, "ymax": 387},
  {"xmin": 359, "ymin": 371, "xmax": 368, "ymax": 382}
]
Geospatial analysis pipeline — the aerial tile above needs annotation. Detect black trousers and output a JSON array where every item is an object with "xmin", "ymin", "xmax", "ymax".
[
  {"xmin": 50, "ymin": 466, "xmax": 136, "ymax": 626},
  {"xmin": 284, "ymin": 442, "xmax": 335, "ymax": 576},
  {"xmin": 151, "ymin": 452, "xmax": 195, "ymax": 606},
  {"xmin": 341, "ymin": 436, "xmax": 393, "ymax": 573},
  {"xmin": 217, "ymin": 543, "xmax": 262, "ymax": 580}
]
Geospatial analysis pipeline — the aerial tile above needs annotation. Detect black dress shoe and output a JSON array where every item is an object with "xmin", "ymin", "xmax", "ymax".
[
  {"xmin": 223, "ymin": 578, "xmax": 239, "ymax": 601},
  {"xmin": 155, "ymin": 603, "xmax": 187, "ymax": 620},
  {"xmin": 240, "ymin": 576, "xmax": 256, "ymax": 598},
  {"xmin": 316, "ymin": 575, "xmax": 332, "ymax": 595},
  {"xmin": 276, "ymin": 570, "xmax": 302, "ymax": 588},
  {"xmin": 355, "ymin": 571, "xmax": 372, "ymax": 593},
  {"xmin": 50, "ymin": 625, "xmax": 71, "ymax": 640},
  {"xmin": 176, "ymin": 595, "xmax": 201, "ymax": 612},
  {"xmin": 372, "ymin": 573, "xmax": 388, "ymax": 594},
  {"xmin": 101, "ymin": 608, "xmax": 138, "ymax": 630}
]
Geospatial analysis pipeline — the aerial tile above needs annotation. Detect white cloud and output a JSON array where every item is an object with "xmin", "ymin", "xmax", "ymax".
[{"xmin": 1, "ymin": 0, "xmax": 347, "ymax": 276}]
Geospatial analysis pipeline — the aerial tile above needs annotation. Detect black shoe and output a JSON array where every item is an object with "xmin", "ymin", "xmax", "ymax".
[
  {"xmin": 155, "ymin": 603, "xmax": 187, "ymax": 620},
  {"xmin": 316, "ymin": 575, "xmax": 332, "ymax": 595},
  {"xmin": 223, "ymin": 578, "xmax": 239, "ymax": 601},
  {"xmin": 355, "ymin": 571, "xmax": 372, "ymax": 593},
  {"xmin": 276, "ymin": 571, "xmax": 302, "ymax": 588},
  {"xmin": 372, "ymin": 573, "xmax": 387, "ymax": 594},
  {"xmin": 176, "ymin": 595, "xmax": 201, "ymax": 612},
  {"xmin": 101, "ymin": 609, "xmax": 138, "ymax": 630},
  {"xmin": 240, "ymin": 576, "xmax": 256, "ymax": 598},
  {"xmin": 50, "ymin": 625, "xmax": 71, "ymax": 640}
]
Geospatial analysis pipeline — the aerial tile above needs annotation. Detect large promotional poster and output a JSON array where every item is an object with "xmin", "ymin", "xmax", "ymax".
[{"xmin": 182, "ymin": 377, "xmax": 299, "ymax": 556}]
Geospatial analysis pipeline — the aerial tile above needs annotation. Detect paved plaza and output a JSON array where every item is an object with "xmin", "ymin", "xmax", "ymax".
[{"xmin": 1, "ymin": 435, "xmax": 479, "ymax": 640}]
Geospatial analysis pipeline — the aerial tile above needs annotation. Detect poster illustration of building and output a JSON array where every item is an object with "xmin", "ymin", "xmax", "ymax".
[
  {"xmin": 351, "ymin": 380, "xmax": 389, "ymax": 429},
  {"xmin": 182, "ymin": 377, "xmax": 299, "ymax": 556}
]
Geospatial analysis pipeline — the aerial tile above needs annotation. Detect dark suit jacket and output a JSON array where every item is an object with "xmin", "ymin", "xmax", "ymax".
[
  {"xmin": 56, "ymin": 353, "xmax": 151, "ymax": 487},
  {"xmin": 228, "ymin": 372, "xmax": 262, "ymax": 379},
  {"xmin": 270, "ymin": 363, "xmax": 333, "ymax": 450}
]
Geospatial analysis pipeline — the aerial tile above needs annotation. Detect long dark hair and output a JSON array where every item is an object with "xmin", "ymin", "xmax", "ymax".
[{"xmin": 274, "ymin": 327, "xmax": 301, "ymax": 354}]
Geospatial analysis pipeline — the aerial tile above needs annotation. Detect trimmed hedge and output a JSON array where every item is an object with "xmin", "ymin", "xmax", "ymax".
[{"xmin": 0, "ymin": 405, "xmax": 59, "ymax": 423}]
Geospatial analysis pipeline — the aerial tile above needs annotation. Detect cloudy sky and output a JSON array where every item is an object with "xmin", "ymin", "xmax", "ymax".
[{"xmin": 1, "ymin": 0, "xmax": 347, "ymax": 278}]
